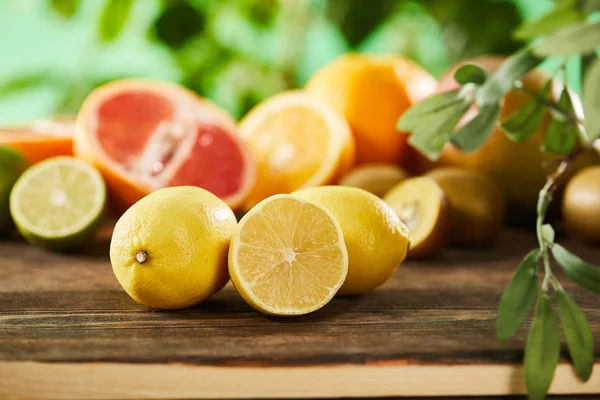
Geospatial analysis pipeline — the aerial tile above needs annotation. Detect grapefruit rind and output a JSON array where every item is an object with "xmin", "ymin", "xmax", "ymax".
[{"xmin": 75, "ymin": 79, "xmax": 255, "ymax": 210}]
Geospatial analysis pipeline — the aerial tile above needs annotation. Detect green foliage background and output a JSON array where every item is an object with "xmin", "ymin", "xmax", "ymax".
[{"xmin": 0, "ymin": 0, "xmax": 554, "ymax": 124}]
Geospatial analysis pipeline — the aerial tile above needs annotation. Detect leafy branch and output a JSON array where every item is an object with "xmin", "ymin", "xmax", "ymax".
[{"xmin": 399, "ymin": 2, "xmax": 600, "ymax": 399}]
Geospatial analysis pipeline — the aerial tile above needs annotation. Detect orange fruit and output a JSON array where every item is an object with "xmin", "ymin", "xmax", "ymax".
[
  {"xmin": 74, "ymin": 79, "xmax": 255, "ymax": 213},
  {"xmin": 237, "ymin": 90, "xmax": 354, "ymax": 209},
  {"xmin": 305, "ymin": 53, "xmax": 437, "ymax": 165},
  {"xmin": 0, "ymin": 118, "xmax": 74, "ymax": 164},
  {"xmin": 419, "ymin": 56, "xmax": 597, "ymax": 219}
]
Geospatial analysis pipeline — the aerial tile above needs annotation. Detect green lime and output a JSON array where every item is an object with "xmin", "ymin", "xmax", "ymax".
[
  {"xmin": 0, "ymin": 146, "xmax": 28, "ymax": 236},
  {"xmin": 9, "ymin": 156, "xmax": 106, "ymax": 251}
]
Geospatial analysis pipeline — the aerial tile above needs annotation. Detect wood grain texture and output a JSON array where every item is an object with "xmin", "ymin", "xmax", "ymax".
[{"xmin": 1, "ymin": 228, "xmax": 600, "ymax": 399}]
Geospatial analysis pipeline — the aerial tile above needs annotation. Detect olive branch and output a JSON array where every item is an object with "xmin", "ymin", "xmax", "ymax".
[{"xmin": 398, "ymin": 1, "xmax": 600, "ymax": 398}]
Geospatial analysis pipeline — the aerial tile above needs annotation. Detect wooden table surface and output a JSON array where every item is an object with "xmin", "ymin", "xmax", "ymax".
[{"xmin": 1, "ymin": 228, "xmax": 599, "ymax": 399}]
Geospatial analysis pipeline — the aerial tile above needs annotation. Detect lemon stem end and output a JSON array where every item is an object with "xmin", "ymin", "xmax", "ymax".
[{"xmin": 136, "ymin": 250, "xmax": 148, "ymax": 264}]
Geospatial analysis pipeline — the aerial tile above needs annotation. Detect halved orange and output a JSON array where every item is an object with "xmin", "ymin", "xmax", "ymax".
[
  {"xmin": 74, "ymin": 79, "xmax": 255, "ymax": 213},
  {"xmin": 237, "ymin": 90, "xmax": 355, "ymax": 209},
  {"xmin": 0, "ymin": 118, "xmax": 74, "ymax": 164}
]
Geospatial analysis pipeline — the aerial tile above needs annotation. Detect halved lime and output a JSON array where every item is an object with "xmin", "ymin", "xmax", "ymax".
[
  {"xmin": 10, "ymin": 156, "xmax": 106, "ymax": 250},
  {"xmin": 0, "ymin": 146, "xmax": 28, "ymax": 236}
]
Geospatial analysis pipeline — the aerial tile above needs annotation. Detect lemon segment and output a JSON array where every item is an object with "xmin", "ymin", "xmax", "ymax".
[{"xmin": 229, "ymin": 194, "xmax": 348, "ymax": 316}]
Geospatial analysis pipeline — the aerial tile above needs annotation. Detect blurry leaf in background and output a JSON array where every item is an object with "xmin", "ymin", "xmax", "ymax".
[
  {"xmin": 50, "ymin": 0, "xmax": 80, "ymax": 18},
  {"xmin": 583, "ymin": 58, "xmax": 600, "ymax": 142},
  {"xmin": 0, "ymin": 0, "xmax": 551, "ymax": 124},
  {"xmin": 152, "ymin": 1, "xmax": 205, "ymax": 50},
  {"xmin": 0, "ymin": 73, "xmax": 66, "ymax": 99},
  {"xmin": 98, "ymin": 0, "xmax": 134, "ymax": 43},
  {"xmin": 176, "ymin": 36, "xmax": 231, "ymax": 84},
  {"xmin": 534, "ymin": 21, "xmax": 600, "ymax": 56},
  {"xmin": 204, "ymin": 60, "xmax": 287, "ymax": 118},
  {"xmin": 514, "ymin": 0, "xmax": 585, "ymax": 40},
  {"xmin": 296, "ymin": 15, "xmax": 349, "ymax": 86},
  {"xmin": 357, "ymin": 1, "xmax": 448, "ymax": 78},
  {"xmin": 326, "ymin": 0, "xmax": 397, "ymax": 47},
  {"xmin": 209, "ymin": 3, "xmax": 267, "ymax": 65},
  {"xmin": 245, "ymin": 0, "xmax": 279, "ymax": 28},
  {"xmin": 422, "ymin": 0, "xmax": 523, "ymax": 63}
]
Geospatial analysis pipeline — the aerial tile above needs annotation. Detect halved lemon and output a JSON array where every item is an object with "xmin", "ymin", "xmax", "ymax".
[
  {"xmin": 228, "ymin": 194, "xmax": 348, "ymax": 316},
  {"xmin": 237, "ymin": 90, "xmax": 355, "ymax": 209}
]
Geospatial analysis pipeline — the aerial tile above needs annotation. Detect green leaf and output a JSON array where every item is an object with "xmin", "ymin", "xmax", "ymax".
[
  {"xmin": 555, "ymin": 288, "xmax": 594, "ymax": 381},
  {"xmin": 98, "ymin": 0, "xmax": 134, "ymax": 43},
  {"xmin": 542, "ymin": 224, "xmax": 555, "ymax": 245},
  {"xmin": 476, "ymin": 49, "xmax": 544, "ymax": 106},
  {"xmin": 398, "ymin": 90, "xmax": 465, "ymax": 131},
  {"xmin": 454, "ymin": 64, "xmax": 488, "ymax": 86},
  {"xmin": 534, "ymin": 21, "xmax": 600, "ymax": 56},
  {"xmin": 0, "ymin": 73, "xmax": 64, "ymax": 98},
  {"xmin": 246, "ymin": 0, "xmax": 279, "ymax": 28},
  {"xmin": 497, "ymin": 249, "xmax": 540, "ymax": 340},
  {"xmin": 501, "ymin": 80, "xmax": 551, "ymax": 143},
  {"xmin": 524, "ymin": 292, "xmax": 561, "ymax": 400},
  {"xmin": 451, "ymin": 102, "xmax": 500, "ymax": 152},
  {"xmin": 545, "ymin": 89, "xmax": 579, "ymax": 154},
  {"xmin": 581, "ymin": 0, "xmax": 600, "ymax": 14},
  {"xmin": 152, "ymin": 3, "xmax": 204, "ymax": 50},
  {"xmin": 514, "ymin": 0, "xmax": 584, "ymax": 40},
  {"xmin": 326, "ymin": 0, "xmax": 396, "ymax": 47},
  {"xmin": 407, "ymin": 100, "xmax": 471, "ymax": 161},
  {"xmin": 552, "ymin": 243, "xmax": 600, "ymax": 293},
  {"xmin": 51, "ymin": 0, "xmax": 80, "ymax": 18},
  {"xmin": 583, "ymin": 58, "xmax": 600, "ymax": 142}
]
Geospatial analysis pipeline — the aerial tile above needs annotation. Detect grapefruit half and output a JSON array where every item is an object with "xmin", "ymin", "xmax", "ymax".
[{"xmin": 74, "ymin": 79, "xmax": 255, "ymax": 212}]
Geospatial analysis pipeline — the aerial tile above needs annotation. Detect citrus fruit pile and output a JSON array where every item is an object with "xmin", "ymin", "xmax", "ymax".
[
  {"xmin": 2, "ymin": 51, "xmax": 598, "ymax": 316},
  {"xmin": 110, "ymin": 185, "xmax": 409, "ymax": 315}
]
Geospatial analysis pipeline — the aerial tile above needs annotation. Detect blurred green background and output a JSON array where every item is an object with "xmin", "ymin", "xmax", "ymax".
[{"xmin": 0, "ymin": 0, "xmax": 555, "ymax": 125}]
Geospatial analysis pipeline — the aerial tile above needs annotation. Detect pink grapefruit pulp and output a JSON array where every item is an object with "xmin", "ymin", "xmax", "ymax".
[{"xmin": 74, "ymin": 79, "xmax": 255, "ymax": 212}]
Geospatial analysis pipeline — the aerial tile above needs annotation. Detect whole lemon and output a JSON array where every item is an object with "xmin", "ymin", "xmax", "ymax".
[
  {"xmin": 110, "ymin": 186, "xmax": 237, "ymax": 309},
  {"xmin": 293, "ymin": 186, "xmax": 409, "ymax": 295}
]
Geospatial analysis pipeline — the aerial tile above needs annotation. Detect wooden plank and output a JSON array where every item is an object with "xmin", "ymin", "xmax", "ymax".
[
  {"xmin": 1, "ymin": 362, "xmax": 600, "ymax": 399},
  {"xmin": 0, "ymin": 229, "xmax": 599, "ymax": 398}
]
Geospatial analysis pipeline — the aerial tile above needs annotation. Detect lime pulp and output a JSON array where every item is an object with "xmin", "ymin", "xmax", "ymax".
[{"xmin": 9, "ymin": 156, "xmax": 106, "ymax": 250}]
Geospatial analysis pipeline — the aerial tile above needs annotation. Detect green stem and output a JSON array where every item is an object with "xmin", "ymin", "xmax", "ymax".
[
  {"xmin": 514, "ymin": 84, "xmax": 583, "ymax": 125},
  {"xmin": 536, "ymin": 151, "xmax": 584, "ymax": 291},
  {"xmin": 537, "ymin": 176, "xmax": 555, "ymax": 291}
]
